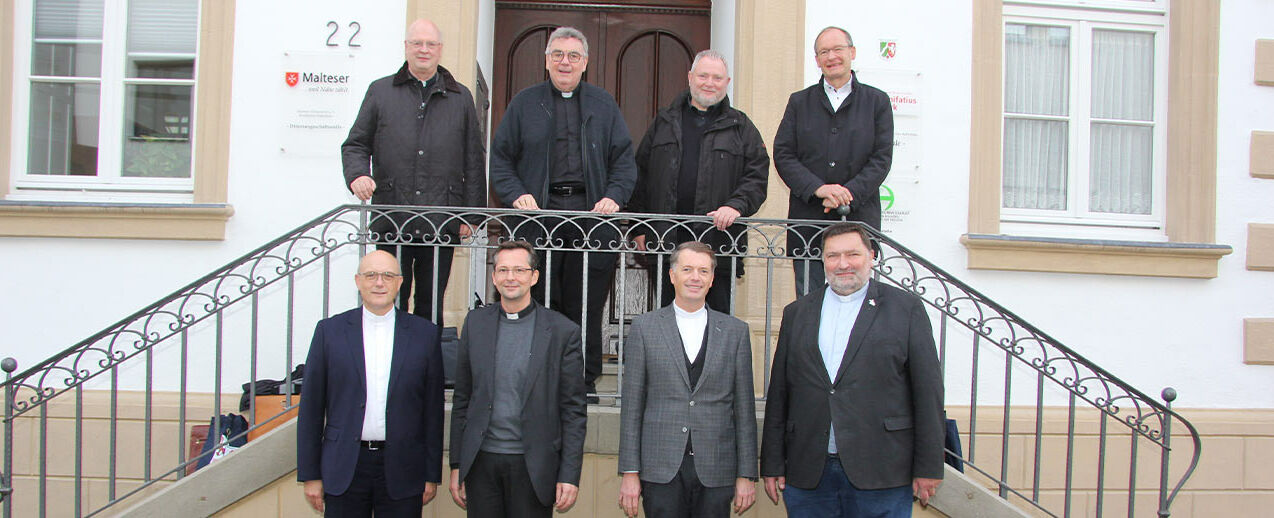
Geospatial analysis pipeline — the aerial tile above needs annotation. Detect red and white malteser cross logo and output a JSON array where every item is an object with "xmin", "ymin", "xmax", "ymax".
[{"xmin": 285, "ymin": 72, "xmax": 299, "ymax": 87}]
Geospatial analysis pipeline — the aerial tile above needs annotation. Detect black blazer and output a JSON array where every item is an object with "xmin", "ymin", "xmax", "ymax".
[
  {"xmin": 449, "ymin": 302, "xmax": 588, "ymax": 507},
  {"xmin": 297, "ymin": 308, "xmax": 445, "ymax": 498},
  {"xmin": 760, "ymin": 281, "xmax": 944, "ymax": 490},
  {"xmin": 774, "ymin": 74, "xmax": 893, "ymax": 253}
]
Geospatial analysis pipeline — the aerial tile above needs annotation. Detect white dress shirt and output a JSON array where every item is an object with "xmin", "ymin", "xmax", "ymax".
[
  {"xmin": 824, "ymin": 75, "xmax": 853, "ymax": 111},
  {"xmin": 673, "ymin": 302, "xmax": 708, "ymax": 362},
  {"xmin": 818, "ymin": 281, "xmax": 869, "ymax": 453},
  {"xmin": 360, "ymin": 307, "xmax": 395, "ymax": 441}
]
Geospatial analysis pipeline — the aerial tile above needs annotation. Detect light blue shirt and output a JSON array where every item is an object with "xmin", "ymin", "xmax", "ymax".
[{"xmin": 818, "ymin": 281, "xmax": 869, "ymax": 454}]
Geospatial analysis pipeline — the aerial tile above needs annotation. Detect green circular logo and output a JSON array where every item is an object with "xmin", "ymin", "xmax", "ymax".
[{"xmin": 880, "ymin": 185, "xmax": 895, "ymax": 211}]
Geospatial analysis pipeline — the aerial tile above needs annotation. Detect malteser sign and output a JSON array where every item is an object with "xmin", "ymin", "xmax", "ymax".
[
  {"xmin": 280, "ymin": 52, "xmax": 355, "ymax": 156},
  {"xmin": 285, "ymin": 71, "xmax": 351, "ymax": 87}
]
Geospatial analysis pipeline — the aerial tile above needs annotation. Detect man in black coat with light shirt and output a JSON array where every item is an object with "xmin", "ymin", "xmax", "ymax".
[
  {"xmin": 341, "ymin": 18, "xmax": 486, "ymax": 326},
  {"xmin": 774, "ymin": 26, "xmax": 893, "ymax": 296}
]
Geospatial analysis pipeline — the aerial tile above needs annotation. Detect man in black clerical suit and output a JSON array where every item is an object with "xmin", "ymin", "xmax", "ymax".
[{"xmin": 448, "ymin": 240, "xmax": 588, "ymax": 517}]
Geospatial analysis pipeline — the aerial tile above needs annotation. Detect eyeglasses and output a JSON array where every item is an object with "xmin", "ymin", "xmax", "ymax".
[
  {"xmin": 406, "ymin": 39, "xmax": 442, "ymax": 50},
  {"xmin": 358, "ymin": 271, "xmax": 402, "ymax": 281},
  {"xmin": 816, "ymin": 45, "xmax": 851, "ymax": 58},
  {"xmin": 547, "ymin": 50, "xmax": 584, "ymax": 64},
  {"xmin": 494, "ymin": 267, "xmax": 535, "ymax": 277}
]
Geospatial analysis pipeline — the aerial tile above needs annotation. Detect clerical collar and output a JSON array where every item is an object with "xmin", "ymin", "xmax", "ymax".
[
  {"xmin": 501, "ymin": 303, "xmax": 536, "ymax": 320},
  {"xmin": 827, "ymin": 280, "xmax": 870, "ymax": 304},
  {"xmin": 672, "ymin": 302, "xmax": 707, "ymax": 319},
  {"xmin": 417, "ymin": 71, "xmax": 437, "ymax": 89},
  {"xmin": 362, "ymin": 306, "xmax": 395, "ymax": 324},
  {"xmin": 553, "ymin": 84, "xmax": 579, "ymax": 98}
]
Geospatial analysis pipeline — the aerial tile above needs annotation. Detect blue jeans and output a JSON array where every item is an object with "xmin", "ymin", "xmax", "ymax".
[{"xmin": 783, "ymin": 457, "xmax": 912, "ymax": 518}]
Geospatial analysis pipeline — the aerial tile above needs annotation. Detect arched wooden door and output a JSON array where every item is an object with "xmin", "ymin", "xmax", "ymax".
[{"xmin": 492, "ymin": 1, "xmax": 711, "ymax": 152}]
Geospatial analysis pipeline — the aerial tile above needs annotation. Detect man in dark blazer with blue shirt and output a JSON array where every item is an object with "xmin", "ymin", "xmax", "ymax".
[
  {"xmin": 297, "ymin": 250, "xmax": 445, "ymax": 516},
  {"xmin": 761, "ymin": 224, "xmax": 943, "ymax": 517}
]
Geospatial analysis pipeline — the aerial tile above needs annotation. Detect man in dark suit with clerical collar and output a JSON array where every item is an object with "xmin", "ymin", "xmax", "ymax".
[
  {"xmin": 761, "ymin": 223, "xmax": 943, "ymax": 517},
  {"xmin": 297, "ymin": 250, "xmax": 445, "ymax": 517},
  {"xmin": 448, "ymin": 240, "xmax": 588, "ymax": 517},
  {"xmin": 618, "ymin": 241, "xmax": 758, "ymax": 518}
]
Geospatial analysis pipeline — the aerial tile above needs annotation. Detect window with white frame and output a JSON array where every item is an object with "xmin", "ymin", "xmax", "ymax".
[
  {"xmin": 1001, "ymin": 1, "xmax": 1167, "ymax": 240},
  {"xmin": 12, "ymin": 0, "xmax": 199, "ymax": 202}
]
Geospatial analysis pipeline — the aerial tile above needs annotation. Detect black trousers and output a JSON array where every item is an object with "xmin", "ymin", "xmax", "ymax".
[
  {"xmin": 464, "ymin": 451, "xmax": 551, "ymax": 518},
  {"xmin": 378, "ymin": 243, "xmax": 454, "ymax": 326},
  {"xmin": 641, "ymin": 452, "xmax": 734, "ymax": 518},
  {"xmin": 323, "ymin": 446, "xmax": 423, "ymax": 518},
  {"xmin": 530, "ymin": 192, "xmax": 616, "ymax": 393}
]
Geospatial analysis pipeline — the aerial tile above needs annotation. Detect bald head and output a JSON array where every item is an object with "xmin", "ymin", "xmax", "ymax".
[
  {"xmin": 404, "ymin": 19, "xmax": 443, "ymax": 82},
  {"xmin": 406, "ymin": 19, "xmax": 442, "ymax": 40},
  {"xmin": 359, "ymin": 250, "xmax": 400, "ymax": 274}
]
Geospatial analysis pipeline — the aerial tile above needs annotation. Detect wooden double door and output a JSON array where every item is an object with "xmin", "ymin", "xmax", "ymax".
[{"xmin": 492, "ymin": 0, "xmax": 711, "ymax": 147}]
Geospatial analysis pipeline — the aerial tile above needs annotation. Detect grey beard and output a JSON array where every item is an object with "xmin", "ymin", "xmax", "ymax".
[{"xmin": 691, "ymin": 93, "xmax": 723, "ymax": 110}]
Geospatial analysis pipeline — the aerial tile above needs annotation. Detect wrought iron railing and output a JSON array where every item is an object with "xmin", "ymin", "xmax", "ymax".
[{"xmin": 0, "ymin": 204, "xmax": 1199, "ymax": 517}]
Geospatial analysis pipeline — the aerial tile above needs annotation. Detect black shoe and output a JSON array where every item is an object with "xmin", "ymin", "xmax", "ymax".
[{"xmin": 585, "ymin": 383, "xmax": 599, "ymax": 404}]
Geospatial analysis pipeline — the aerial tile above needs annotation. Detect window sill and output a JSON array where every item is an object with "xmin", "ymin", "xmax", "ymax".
[
  {"xmin": 0, "ymin": 201, "xmax": 234, "ymax": 240},
  {"xmin": 960, "ymin": 233, "xmax": 1232, "ymax": 278}
]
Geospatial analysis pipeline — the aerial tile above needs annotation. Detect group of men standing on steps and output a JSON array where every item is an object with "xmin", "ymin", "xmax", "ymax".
[{"xmin": 299, "ymin": 17, "xmax": 944, "ymax": 518}]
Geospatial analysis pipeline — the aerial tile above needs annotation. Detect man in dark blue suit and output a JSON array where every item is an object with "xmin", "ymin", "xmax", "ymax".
[{"xmin": 298, "ymin": 250, "xmax": 445, "ymax": 516}]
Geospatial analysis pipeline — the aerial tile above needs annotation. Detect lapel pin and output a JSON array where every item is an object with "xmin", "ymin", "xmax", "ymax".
[{"xmin": 868, "ymin": 299, "xmax": 877, "ymax": 307}]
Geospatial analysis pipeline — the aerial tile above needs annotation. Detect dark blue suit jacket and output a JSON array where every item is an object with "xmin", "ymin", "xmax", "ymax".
[{"xmin": 297, "ymin": 307, "xmax": 445, "ymax": 498}]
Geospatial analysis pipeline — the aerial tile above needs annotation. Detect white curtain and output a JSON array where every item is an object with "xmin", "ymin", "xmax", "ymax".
[
  {"xmin": 1003, "ymin": 24, "xmax": 1070, "ymax": 210},
  {"xmin": 127, "ymin": 0, "xmax": 199, "ymax": 55},
  {"xmin": 1089, "ymin": 29, "xmax": 1154, "ymax": 215},
  {"xmin": 34, "ymin": 0, "xmax": 104, "ymax": 39}
]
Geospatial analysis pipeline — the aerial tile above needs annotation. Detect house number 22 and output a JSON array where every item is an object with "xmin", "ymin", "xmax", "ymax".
[{"xmin": 326, "ymin": 21, "xmax": 362, "ymax": 47}]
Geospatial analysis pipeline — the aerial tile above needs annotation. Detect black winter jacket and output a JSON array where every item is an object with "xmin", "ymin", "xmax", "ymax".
[
  {"xmin": 489, "ymin": 81, "xmax": 638, "ymax": 210},
  {"xmin": 342, "ymin": 64, "xmax": 486, "ymax": 238},
  {"xmin": 632, "ymin": 92, "xmax": 769, "ymax": 263}
]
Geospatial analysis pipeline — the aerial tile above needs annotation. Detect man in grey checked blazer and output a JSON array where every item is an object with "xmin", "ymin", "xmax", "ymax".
[{"xmin": 618, "ymin": 241, "xmax": 758, "ymax": 517}]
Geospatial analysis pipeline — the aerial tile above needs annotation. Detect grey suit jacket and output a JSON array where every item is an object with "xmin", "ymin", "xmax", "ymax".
[
  {"xmin": 760, "ymin": 280, "xmax": 944, "ymax": 490},
  {"xmin": 619, "ymin": 305, "xmax": 758, "ymax": 487},
  {"xmin": 449, "ymin": 302, "xmax": 588, "ymax": 507}
]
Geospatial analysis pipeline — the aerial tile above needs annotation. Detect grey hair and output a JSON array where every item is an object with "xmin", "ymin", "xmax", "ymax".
[
  {"xmin": 814, "ymin": 26, "xmax": 854, "ymax": 50},
  {"xmin": 690, "ymin": 49, "xmax": 729, "ymax": 75},
  {"xmin": 545, "ymin": 26, "xmax": 589, "ymax": 56}
]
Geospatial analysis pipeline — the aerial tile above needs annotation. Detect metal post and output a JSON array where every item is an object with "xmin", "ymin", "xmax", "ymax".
[
  {"xmin": 359, "ymin": 200, "xmax": 370, "ymax": 256},
  {"xmin": 2, "ymin": 358, "xmax": 17, "ymax": 517},
  {"xmin": 1158, "ymin": 387, "xmax": 1177, "ymax": 518}
]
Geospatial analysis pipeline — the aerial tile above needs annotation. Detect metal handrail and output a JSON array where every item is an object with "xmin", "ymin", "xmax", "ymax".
[{"xmin": 0, "ymin": 204, "xmax": 1201, "ymax": 517}]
